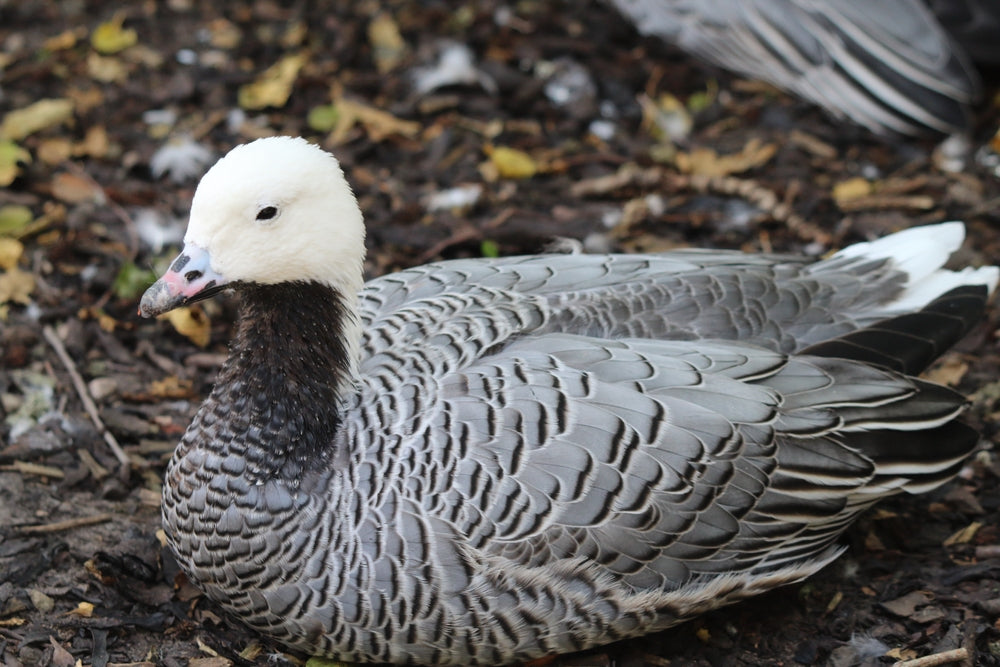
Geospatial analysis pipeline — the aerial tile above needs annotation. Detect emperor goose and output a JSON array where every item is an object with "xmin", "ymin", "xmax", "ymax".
[{"xmin": 140, "ymin": 136, "xmax": 997, "ymax": 664}]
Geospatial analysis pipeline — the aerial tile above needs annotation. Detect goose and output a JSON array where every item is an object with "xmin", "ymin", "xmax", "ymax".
[
  {"xmin": 140, "ymin": 136, "xmax": 997, "ymax": 664},
  {"xmin": 607, "ymin": 0, "xmax": 1000, "ymax": 136}
]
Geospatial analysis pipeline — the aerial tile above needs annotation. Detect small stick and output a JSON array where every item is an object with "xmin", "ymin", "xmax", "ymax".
[
  {"xmin": 42, "ymin": 325, "xmax": 131, "ymax": 478},
  {"xmin": 894, "ymin": 647, "xmax": 970, "ymax": 667},
  {"xmin": 15, "ymin": 513, "xmax": 113, "ymax": 534}
]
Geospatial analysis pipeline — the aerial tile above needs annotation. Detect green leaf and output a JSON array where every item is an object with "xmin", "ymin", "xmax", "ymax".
[
  {"xmin": 307, "ymin": 104, "xmax": 340, "ymax": 132},
  {"xmin": 0, "ymin": 205, "xmax": 33, "ymax": 235},
  {"xmin": 480, "ymin": 239, "xmax": 500, "ymax": 258},
  {"xmin": 113, "ymin": 261, "xmax": 158, "ymax": 300}
]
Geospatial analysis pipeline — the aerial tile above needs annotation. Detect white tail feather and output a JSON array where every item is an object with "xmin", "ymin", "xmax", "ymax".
[{"xmin": 834, "ymin": 221, "xmax": 999, "ymax": 311}]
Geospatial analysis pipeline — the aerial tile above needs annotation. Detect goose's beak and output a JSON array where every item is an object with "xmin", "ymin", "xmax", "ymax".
[{"xmin": 139, "ymin": 242, "xmax": 229, "ymax": 318}]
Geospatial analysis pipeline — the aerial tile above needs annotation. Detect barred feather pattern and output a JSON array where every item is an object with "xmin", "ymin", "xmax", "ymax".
[
  {"xmin": 163, "ymin": 249, "xmax": 978, "ymax": 665},
  {"xmin": 608, "ymin": 0, "xmax": 981, "ymax": 135}
]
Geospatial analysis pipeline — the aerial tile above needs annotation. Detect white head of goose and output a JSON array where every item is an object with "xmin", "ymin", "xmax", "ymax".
[{"xmin": 141, "ymin": 136, "xmax": 998, "ymax": 665}]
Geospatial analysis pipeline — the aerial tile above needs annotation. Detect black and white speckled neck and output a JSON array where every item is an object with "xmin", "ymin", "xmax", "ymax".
[{"xmin": 194, "ymin": 281, "xmax": 355, "ymax": 484}]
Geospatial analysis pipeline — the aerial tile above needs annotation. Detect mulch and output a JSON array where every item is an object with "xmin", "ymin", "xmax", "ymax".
[{"xmin": 2, "ymin": 1, "xmax": 1000, "ymax": 665}]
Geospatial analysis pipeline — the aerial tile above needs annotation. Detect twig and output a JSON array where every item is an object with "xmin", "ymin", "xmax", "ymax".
[
  {"xmin": 894, "ymin": 647, "xmax": 969, "ymax": 667},
  {"xmin": 42, "ymin": 324, "xmax": 131, "ymax": 478},
  {"xmin": 14, "ymin": 513, "xmax": 113, "ymax": 534}
]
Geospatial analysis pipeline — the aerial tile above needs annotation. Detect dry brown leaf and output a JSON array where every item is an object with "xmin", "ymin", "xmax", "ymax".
[
  {"xmin": 0, "ymin": 99, "xmax": 74, "ymax": 141},
  {"xmin": 49, "ymin": 637, "xmax": 75, "ymax": 667},
  {"xmin": 206, "ymin": 18, "xmax": 242, "ymax": 48},
  {"xmin": 150, "ymin": 375, "xmax": 196, "ymax": 399},
  {"xmin": 832, "ymin": 177, "xmax": 873, "ymax": 203},
  {"xmin": 0, "ymin": 266, "xmax": 35, "ymax": 304},
  {"xmin": 43, "ymin": 29, "xmax": 82, "ymax": 51},
  {"xmin": 238, "ymin": 52, "xmax": 308, "ymax": 110},
  {"xmin": 924, "ymin": 356, "xmax": 969, "ymax": 386},
  {"xmin": 881, "ymin": 590, "xmax": 934, "ymax": 617},
  {"xmin": 77, "ymin": 125, "xmax": 109, "ymax": 158},
  {"xmin": 166, "ymin": 306, "xmax": 211, "ymax": 347},
  {"xmin": 328, "ymin": 98, "xmax": 420, "ymax": 144},
  {"xmin": 51, "ymin": 172, "xmax": 105, "ymax": 204},
  {"xmin": 368, "ymin": 12, "xmax": 407, "ymax": 74},
  {"xmin": 675, "ymin": 138, "xmax": 777, "ymax": 177},
  {"xmin": 37, "ymin": 138, "xmax": 74, "ymax": 165},
  {"xmin": 87, "ymin": 52, "xmax": 129, "ymax": 83},
  {"xmin": 0, "ymin": 237, "xmax": 23, "ymax": 270}
]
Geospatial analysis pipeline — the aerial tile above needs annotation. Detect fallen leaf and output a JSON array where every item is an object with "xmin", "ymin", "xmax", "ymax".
[
  {"xmin": 328, "ymin": 98, "xmax": 420, "ymax": 144},
  {"xmin": 113, "ymin": 261, "xmax": 158, "ymax": 300},
  {"xmin": 150, "ymin": 375, "xmax": 196, "ymax": 399},
  {"xmin": 49, "ymin": 637, "xmax": 75, "ymax": 667},
  {"xmin": 675, "ymin": 138, "xmax": 776, "ymax": 177},
  {"xmin": 166, "ymin": 306, "xmax": 211, "ymax": 347},
  {"xmin": 832, "ymin": 177, "xmax": 873, "ymax": 203},
  {"xmin": 43, "ymin": 29, "xmax": 81, "ymax": 51},
  {"xmin": 68, "ymin": 601, "xmax": 94, "ymax": 617},
  {"xmin": 924, "ymin": 356, "xmax": 969, "ymax": 386},
  {"xmin": 0, "ymin": 205, "xmax": 34, "ymax": 236},
  {"xmin": 77, "ymin": 125, "xmax": 109, "ymax": 158},
  {"xmin": 237, "ymin": 52, "xmax": 308, "ymax": 110},
  {"xmin": 87, "ymin": 52, "xmax": 129, "ymax": 83},
  {"xmin": 486, "ymin": 145, "xmax": 537, "ymax": 179},
  {"xmin": 0, "ymin": 237, "xmax": 24, "ymax": 270},
  {"xmin": 51, "ymin": 172, "xmax": 105, "ymax": 204},
  {"xmin": 368, "ymin": 12, "xmax": 407, "ymax": 74},
  {"xmin": 307, "ymin": 104, "xmax": 340, "ymax": 132},
  {"xmin": 0, "ymin": 267, "xmax": 34, "ymax": 304},
  {"xmin": 37, "ymin": 138, "xmax": 74, "ymax": 165},
  {"xmin": 881, "ymin": 590, "xmax": 934, "ymax": 617},
  {"xmin": 0, "ymin": 140, "xmax": 31, "ymax": 186},
  {"xmin": 943, "ymin": 521, "xmax": 982, "ymax": 546},
  {"xmin": 91, "ymin": 14, "xmax": 138, "ymax": 54},
  {"xmin": 0, "ymin": 99, "xmax": 74, "ymax": 141},
  {"xmin": 206, "ymin": 18, "xmax": 242, "ymax": 49}
]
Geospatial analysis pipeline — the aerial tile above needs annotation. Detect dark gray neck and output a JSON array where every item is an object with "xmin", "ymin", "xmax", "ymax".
[{"xmin": 194, "ymin": 281, "xmax": 354, "ymax": 484}]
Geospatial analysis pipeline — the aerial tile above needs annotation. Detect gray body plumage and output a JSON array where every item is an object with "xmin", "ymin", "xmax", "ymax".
[
  {"xmin": 163, "ymin": 247, "xmax": 980, "ymax": 664},
  {"xmin": 608, "ymin": 0, "xmax": 997, "ymax": 135}
]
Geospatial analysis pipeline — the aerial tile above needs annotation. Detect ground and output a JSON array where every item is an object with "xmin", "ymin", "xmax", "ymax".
[{"xmin": 2, "ymin": 1, "xmax": 1000, "ymax": 666}]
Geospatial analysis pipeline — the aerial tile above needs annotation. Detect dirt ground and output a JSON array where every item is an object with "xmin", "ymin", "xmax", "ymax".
[{"xmin": 3, "ymin": 1, "xmax": 1000, "ymax": 666}]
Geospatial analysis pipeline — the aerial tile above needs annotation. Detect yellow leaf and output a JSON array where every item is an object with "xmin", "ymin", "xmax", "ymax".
[
  {"xmin": 0, "ymin": 266, "xmax": 35, "ymax": 304},
  {"xmin": 150, "ymin": 375, "xmax": 195, "ymax": 399},
  {"xmin": 0, "ymin": 238, "xmax": 23, "ymax": 270},
  {"xmin": 69, "ymin": 601, "xmax": 94, "ymax": 618},
  {"xmin": 91, "ymin": 14, "xmax": 137, "ymax": 55},
  {"xmin": 368, "ymin": 12, "xmax": 407, "ymax": 74},
  {"xmin": 675, "ymin": 138, "xmax": 777, "ymax": 177},
  {"xmin": 0, "ymin": 140, "xmax": 31, "ymax": 186},
  {"xmin": 486, "ymin": 145, "xmax": 537, "ymax": 179},
  {"xmin": 166, "ymin": 306, "xmax": 211, "ymax": 347},
  {"xmin": 943, "ymin": 521, "xmax": 982, "ymax": 546},
  {"xmin": 832, "ymin": 177, "xmax": 873, "ymax": 203},
  {"xmin": 328, "ymin": 98, "xmax": 420, "ymax": 144},
  {"xmin": 0, "ymin": 99, "xmax": 74, "ymax": 141},
  {"xmin": 237, "ymin": 52, "xmax": 308, "ymax": 110}
]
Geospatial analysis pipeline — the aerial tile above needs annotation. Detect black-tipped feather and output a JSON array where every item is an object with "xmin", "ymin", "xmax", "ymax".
[{"xmin": 801, "ymin": 285, "xmax": 988, "ymax": 374}]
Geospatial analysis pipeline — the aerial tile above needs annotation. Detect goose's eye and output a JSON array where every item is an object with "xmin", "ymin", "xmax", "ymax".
[{"xmin": 256, "ymin": 205, "xmax": 278, "ymax": 222}]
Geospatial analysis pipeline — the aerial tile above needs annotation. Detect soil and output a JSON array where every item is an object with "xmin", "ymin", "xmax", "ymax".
[{"xmin": 2, "ymin": 2, "xmax": 1000, "ymax": 666}]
